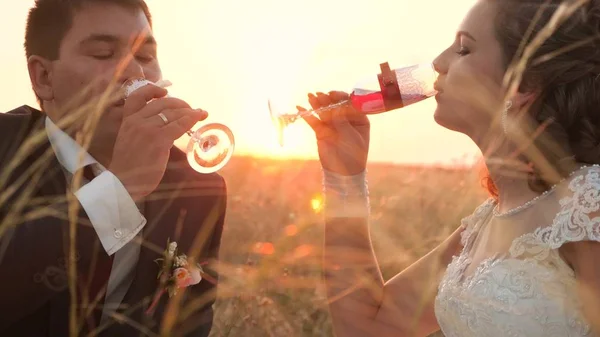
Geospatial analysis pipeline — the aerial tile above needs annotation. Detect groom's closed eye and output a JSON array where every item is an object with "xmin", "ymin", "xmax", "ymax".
[{"xmin": 79, "ymin": 33, "xmax": 157, "ymax": 62}]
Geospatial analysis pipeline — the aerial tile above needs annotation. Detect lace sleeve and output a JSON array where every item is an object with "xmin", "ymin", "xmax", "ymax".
[
  {"xmin": 546, "ymin": 166, "xmax": 600, "ymax": 249},
  {"xmin": 459, "ymin": 216, "xmax": 475, "ymax": 247},
  {"xmin": 459, "ymin": 198, "xmax": 495, "ymax": 247}
]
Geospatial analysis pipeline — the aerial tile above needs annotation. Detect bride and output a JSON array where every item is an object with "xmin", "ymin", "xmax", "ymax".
[{"xmin": 302, "ymin": 0, "xmax": 600, "ymax": 336}]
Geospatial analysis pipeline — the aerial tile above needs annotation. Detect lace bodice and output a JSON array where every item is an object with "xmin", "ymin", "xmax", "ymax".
[{"xmin": 434, "ymin": 165, "xmax": 600, "ymax": 337}]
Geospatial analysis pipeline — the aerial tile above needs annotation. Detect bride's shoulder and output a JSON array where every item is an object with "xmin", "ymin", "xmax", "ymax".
[
  {"xmin": 553, "ymin": 164, "xmax": 600, "ymax": 200},
  {"xmin": 539, "ymin": 164, "xmax": 600, "ymax": 249},
  {"xmin": 461, "ymin": 198, "xmax": 496, "ymax": 226},
  {"xmin": 459, "ymin": 198, "xmax": 496, "ymax": 245},
  {"xmin": 562, "ymin": 163, "xmax": 600, "ymax": 186}
]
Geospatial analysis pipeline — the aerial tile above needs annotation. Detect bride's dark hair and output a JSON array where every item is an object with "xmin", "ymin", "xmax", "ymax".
[{"xmin": 485, "ymin": 0, "xmax": 600, "ymax": 197}]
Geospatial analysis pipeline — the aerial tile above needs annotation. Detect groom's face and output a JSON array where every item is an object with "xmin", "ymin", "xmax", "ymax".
[{"xmin": 44, "ymin": 2, "xmax": 161, "ymax": 149}]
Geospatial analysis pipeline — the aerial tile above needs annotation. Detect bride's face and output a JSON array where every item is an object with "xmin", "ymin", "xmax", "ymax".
[{"xmin": 432, "ymin": 0, "xmax": 507, "ymax": 139}]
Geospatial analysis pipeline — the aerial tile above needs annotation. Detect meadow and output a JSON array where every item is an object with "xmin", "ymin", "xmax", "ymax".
[{"xmin": 209, "ymin": 155, "xmax": 489, "ymax": 337}]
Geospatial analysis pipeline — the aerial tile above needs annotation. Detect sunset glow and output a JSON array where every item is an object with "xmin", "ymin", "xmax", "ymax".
[
  {"xmin": 0, "ymin": 0, "xmax": 479, "ymax": 165},
  {"xmin": 310, "ymin": 195, "xmax": 324, "ymax": 214}
]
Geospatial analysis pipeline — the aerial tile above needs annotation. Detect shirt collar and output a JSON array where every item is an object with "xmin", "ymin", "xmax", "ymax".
[{"xmin": 45, "ymin": 116, "xmax": 100, "ymax": 175}]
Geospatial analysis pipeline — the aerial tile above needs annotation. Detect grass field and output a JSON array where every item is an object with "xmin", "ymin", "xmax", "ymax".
[{"xmin": 208, "ymin": 155, "xmax": 489, "ymax": 337}]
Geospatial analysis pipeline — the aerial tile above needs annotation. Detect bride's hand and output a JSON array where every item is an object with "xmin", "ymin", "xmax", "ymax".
[{"xmin": 299, "ymin": 91, "xmax": 370, "ymax": 176}]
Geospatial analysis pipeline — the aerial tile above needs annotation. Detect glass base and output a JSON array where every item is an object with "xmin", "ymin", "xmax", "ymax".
[{"xmin": 186, "ymin": 123, "xmax": 235, "ymax": 173}]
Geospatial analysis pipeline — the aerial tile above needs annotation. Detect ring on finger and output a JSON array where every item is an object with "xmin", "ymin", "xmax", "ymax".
[{"xmin": 158, "ymin": 112, "xmax": 169, "ymax": 125}]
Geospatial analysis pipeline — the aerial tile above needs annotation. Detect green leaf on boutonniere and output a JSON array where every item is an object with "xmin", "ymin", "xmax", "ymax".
[{"xmin": 168, "ymin": 286, "xmax": 177, "ymax": 298}]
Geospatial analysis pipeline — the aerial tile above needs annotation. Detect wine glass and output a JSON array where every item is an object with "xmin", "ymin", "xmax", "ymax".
[
  {"xmin": 268, "ymin": 62, "xmax": 438, "ymax": 146},
  {"xmin": 123, "ymin": 78, "xmax": 235, "ymax": 174}
]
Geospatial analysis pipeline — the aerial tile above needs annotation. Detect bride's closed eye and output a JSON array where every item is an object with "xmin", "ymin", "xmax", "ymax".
[{"xmin": 456, "ymin": 46, "xmax": 471, "ymax": 56}]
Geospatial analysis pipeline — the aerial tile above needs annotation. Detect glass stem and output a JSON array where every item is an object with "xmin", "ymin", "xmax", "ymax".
[
  {"xmin": 297, "ymin": 99, "xmax": 351, "ymax": 118},
  {"xmin": 187, "ymin": 130, "xmax": 201, "ymax": 143}
]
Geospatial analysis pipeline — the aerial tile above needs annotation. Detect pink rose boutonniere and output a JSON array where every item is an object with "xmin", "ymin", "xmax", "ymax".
[{"xmin": 146, "ymin": 239, "xmax": 206, "ymax": 315}]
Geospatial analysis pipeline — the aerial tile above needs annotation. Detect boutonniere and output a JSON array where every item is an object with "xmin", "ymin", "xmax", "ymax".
[{"xmin": 146, "ymin": 239, "xmax": 206, "ymax": 315}]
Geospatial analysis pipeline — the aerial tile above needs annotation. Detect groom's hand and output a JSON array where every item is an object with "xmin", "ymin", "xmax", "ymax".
[{"xmin": 108, "ymin": 83, "xmax": 208, "ymax": 200}]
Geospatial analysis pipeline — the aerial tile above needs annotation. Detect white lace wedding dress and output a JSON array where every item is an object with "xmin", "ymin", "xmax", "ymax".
[{"xmin": 434, "ymin": 165, "xmax": 600, "ymax": 336}]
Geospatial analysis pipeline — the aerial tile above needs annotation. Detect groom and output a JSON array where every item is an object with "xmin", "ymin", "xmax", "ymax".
[{"xmin": 0, "ymin": 0, "xmax": 226, "ymax": 336}]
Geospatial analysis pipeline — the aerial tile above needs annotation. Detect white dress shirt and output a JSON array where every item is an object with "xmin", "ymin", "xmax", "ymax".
[{"xmin": 45, "ymin": 117, "xmax": 147, "ymax": 323}]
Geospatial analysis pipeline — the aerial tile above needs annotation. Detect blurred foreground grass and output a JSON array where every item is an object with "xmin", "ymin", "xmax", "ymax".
[{"xmin": 210, "ymin": 155, "xmax": 488, "ymax": 337}]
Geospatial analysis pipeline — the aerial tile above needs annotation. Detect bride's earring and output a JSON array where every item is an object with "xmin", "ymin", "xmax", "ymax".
[{"xmin": 502, "ymin": 100, "xmax": 513, "ymax": 135}]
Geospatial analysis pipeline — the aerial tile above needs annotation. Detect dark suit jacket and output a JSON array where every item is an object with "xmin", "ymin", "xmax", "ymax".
[{"xmin": 0, "ymin": 105, "xmax": 227, "ymax": 337}]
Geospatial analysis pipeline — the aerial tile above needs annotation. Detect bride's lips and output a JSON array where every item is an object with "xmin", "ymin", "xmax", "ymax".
[{"xmin": 433, "ymin": 82, "xmax": 444, "ymax": 103}]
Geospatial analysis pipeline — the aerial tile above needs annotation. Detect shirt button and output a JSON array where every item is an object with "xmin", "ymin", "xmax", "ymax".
[{"xmin": 114, "ymin": 229, "xmax": 123, "ymax": 238}]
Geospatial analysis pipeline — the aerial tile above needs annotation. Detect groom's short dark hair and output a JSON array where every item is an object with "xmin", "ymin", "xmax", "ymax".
[{"xmin": 24, "ymin": 0, "xmax": 152, "ymax": 60}]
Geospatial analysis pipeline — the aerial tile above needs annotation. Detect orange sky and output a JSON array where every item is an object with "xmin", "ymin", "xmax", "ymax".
[{"xmin": 0, "ymin": 0, "xmax": 481, "ymax": 166}]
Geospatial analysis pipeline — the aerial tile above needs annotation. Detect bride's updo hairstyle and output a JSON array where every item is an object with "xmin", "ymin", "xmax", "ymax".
[{"xmin": 485, "ymin": 0, "xmax": 600, "ymax": 197}]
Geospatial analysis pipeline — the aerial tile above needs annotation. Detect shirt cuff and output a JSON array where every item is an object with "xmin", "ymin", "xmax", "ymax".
[
  {"xmin": 74, "ymin": 171, "xmax": 146, "ymax": 255},
  {"xmin": 322, "ymin": 169, "xmax": 370, "ymax": 218}
]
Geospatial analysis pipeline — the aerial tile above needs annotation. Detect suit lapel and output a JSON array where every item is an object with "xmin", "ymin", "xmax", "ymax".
[
  {"xmin": 114, "ymin": 173, "xmax": 182, "ymax": 331},
  {"xmin": 26, "ymin": 111, "xmax": 116, "ymax": 332},
  {"xmin": 115, "ymin": 148, "xmax": 216, "ymax": 330}
]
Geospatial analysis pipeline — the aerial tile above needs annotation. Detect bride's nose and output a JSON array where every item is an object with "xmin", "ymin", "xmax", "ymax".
[{"xmin": 432, "ymin": 52, "xmax": 449, "ymax": 75}]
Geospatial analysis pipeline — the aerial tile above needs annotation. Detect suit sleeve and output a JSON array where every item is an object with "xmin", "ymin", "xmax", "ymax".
[{"xmin": 0, "ymin": 184, "xmax": 108, "ymax": 330}]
